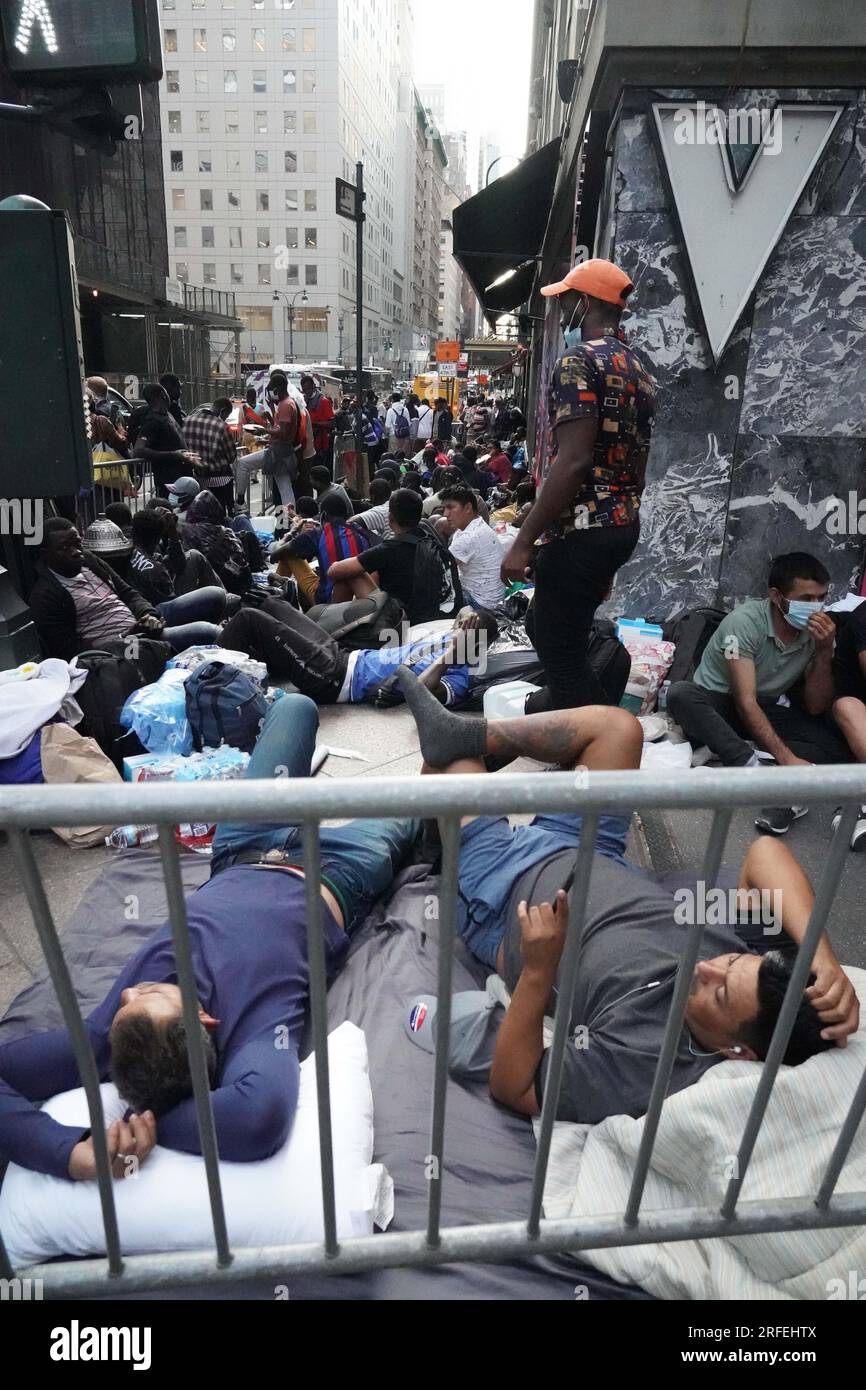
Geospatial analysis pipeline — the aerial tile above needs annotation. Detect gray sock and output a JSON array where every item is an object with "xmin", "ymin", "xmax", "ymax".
[{"xmin": 397, "ymin": 666, "xmax": 488, "ymax": 768}]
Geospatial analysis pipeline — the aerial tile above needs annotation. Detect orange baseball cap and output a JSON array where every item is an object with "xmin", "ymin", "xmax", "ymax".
[{"xmin": 540, "ymin": 258, "xmax": 633, "ymax": 309}]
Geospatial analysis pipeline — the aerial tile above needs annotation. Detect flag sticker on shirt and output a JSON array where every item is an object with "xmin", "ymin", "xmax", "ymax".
[{"xmin": 409, "ymin": 1002, "xmax": 428, "ymax": 1032}]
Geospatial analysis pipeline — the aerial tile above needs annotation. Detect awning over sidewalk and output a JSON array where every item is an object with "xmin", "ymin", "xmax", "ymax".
[{"xmin": 452, "ymin": 137, "xmax": 561, "ymax": 312}]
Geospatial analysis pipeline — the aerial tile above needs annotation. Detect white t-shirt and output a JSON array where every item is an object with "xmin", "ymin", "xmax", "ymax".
[
  {"xmin": 415, "ymin": 404, "xmax": 434, "ymax": 441},
  {"xmin": 449, "ymin": 515, "xmax": 505, "ymax": 609}
]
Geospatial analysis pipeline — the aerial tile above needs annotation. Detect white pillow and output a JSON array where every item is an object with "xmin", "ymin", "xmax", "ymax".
[{"xmin": 0, "ymin": 1021, "xmax": 393, "ymax": 1268}]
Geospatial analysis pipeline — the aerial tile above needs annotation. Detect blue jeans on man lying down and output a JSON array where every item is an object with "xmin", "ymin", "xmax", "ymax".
[
  {"xmin": 211, "ymin": 694, "xmax": 420, "ymax": 932},
  {"xmin": 456, "ymin": 812, "xmax": 639, "ymax": 968}
]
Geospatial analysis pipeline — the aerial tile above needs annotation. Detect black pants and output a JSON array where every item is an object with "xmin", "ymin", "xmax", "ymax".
[
  {"xmin": 205, "ymin": 480, "xmax": 235, "ymax": 514},
  {"xmin": 220, "ymin": 605, "xmax": 349, "ymax": 704},
  {"xmin": 667, "ymin": 682, "xmax": 851, "ymax": 767},
  {"xmin": 527, "ymin": 522, "xmax": 640, "ymax": 711}
]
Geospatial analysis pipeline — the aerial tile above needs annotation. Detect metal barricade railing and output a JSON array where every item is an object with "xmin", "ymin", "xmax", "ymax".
[{"xmin": 2, "ymin": 766, "xmax": 866, "ymax": 1298}]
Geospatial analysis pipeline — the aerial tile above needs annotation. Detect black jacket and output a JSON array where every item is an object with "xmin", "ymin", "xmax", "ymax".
[{"xmin": 29, "ymin": 554, "xmax": 157, "ymax": 661}]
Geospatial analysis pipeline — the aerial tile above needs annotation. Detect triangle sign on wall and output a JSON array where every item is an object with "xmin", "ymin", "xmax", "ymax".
[{"xmin": 652, "ymin": 102, "xmax": 845, "ymax": 363}]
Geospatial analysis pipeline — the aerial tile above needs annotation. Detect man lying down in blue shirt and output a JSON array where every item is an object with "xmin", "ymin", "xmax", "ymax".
[{"xmin": 0, "ymin": 695, "xmax": 420, "ymax": 1181}]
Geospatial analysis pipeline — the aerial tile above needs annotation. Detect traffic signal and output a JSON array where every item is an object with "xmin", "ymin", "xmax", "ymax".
[{"xmin": 0, "ymin": 0, "xmax": 162, "ymax": 87}]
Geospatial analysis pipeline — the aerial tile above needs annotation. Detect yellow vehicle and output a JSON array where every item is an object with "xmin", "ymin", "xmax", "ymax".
[{"xmin": 412, "ymin": 372, "xmax": 460, "ymax": 413}]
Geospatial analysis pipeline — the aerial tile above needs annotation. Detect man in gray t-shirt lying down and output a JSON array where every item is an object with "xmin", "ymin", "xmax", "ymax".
[{"xmin": 396, "ymin": 667, "xmax": 860, "ymax": 1122}]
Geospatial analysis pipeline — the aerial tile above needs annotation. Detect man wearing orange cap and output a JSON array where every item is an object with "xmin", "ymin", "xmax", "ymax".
[{"xmin": 501, "ymin": 258, "xmax": 657, "ymax": 710}]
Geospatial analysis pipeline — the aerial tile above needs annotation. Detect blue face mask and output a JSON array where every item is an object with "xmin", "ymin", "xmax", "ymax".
[
  {"xmin": 782, "ymin": 598, "xmax": 824, "ymax": 630},
  {"xmin": 563, "ymin": 297, "xmax": 587, "ymax": 350},
  {"xmin": 167, "ymin": 493, "xmax": 181, "ymax": 509}
]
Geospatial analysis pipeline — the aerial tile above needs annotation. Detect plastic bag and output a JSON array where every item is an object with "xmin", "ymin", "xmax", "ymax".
[
  {"xmin": 120, "ymin": 668, "xmax": 193, "ymax": 755},
  {"xmin": 617, "ymin": 628, "xmax": 676, "ymax": 715}
]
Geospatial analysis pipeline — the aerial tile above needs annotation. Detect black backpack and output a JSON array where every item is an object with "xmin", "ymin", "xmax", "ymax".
[
  {"xmin": 662, "ymin": 606, "xmax": 728, "ymax": 684},
  {"xmin": 75, "ymin": 638, "xmax": 171, "ymax": 770},
  {"xmin": 459, "ymin": 619, "xmax": 629, "ymax": 711},
  {"xmin": 308, "ymin": 592, "xmax": 407, "ymax": 652},
  {"xmin": 184, "ymin": 661, "xmax": 269, "ymax": 754}
]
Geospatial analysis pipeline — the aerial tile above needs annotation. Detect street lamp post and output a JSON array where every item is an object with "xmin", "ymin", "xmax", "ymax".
[{"xmin": 272, "ymin": 288, "xmax": 308, "ymax": 362}]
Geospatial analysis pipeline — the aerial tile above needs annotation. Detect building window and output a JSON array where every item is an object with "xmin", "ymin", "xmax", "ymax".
[
  {"xmin": 196, "ymin": 111, "xmax": 210, "ymax": 134},
  {"xmin": 226, "ymin": 111, "xmax": 241, "ymax": 136},
  {"xmin": 253, "ymin": 70, "xmax": 266, "ymax": 94},
  {"xmin": 192, "ymin": 0, "xmax": 204, "ymax": 7},
  {"xmin": 304, "ymin": 190, "xmax": 317, "ymax": 212},
  {"xmin": 258, "ymin": 265, "xmax": 271, "ymax": 286},
  {"xmin": 166, "ymin": 69, "xmax": 179, "ymax": 93},
  {"xmin": 286, "ymin": 264, "xmax": 299, "ymax": 284},
  {"xmin": 283, "ymin": 28, "xmax": 296, "ymax": 50},
  {"xmin": 224, "ymin": 69, "xmax": 238, "ymax": 93},
  {"xmin": 284, "ymin": 150, "xmax": 297, "ymax": 174},
  {"xmin": 303, "ymin": 110, "xmax": 316, "ymax": 134},
  {"xmin": 302, "ymin": 28, "xmax": 316, "ymax": 52},
  {"xmin": 253, "ymin": 26, "xmax": 266, "ymax": 52},
  {"xmin": 194, "ymin": 28, "xmax": 207, "ymax": 53},
  {"xmin": 256, "ymin": 190, "xmax": 269, "ymax": 211},
  {"xmin": 203, "ymin": 263, "xmax": 216, "ymax": 285},
  {"xmin": 285, "ymin": 190, "xmax": 298, "ymax": 212},
  {"xmin": 254, "ymin": 109, "xmax": 268, "ymax": 133},
  {"xmin": 202, "ymin": 226, "xmax": 215, "ymax": 248},
  {"xmin": 230, "ymin": 263, "xmax": 243, "ymax": 284},
  {"xmin": 304, "ymin": 227, "xmax": 317, "ymax": 249},
  {"xmin": 170, "ymin": 149, "xmax": 183, "ymax": 172},
  {"xmin": 198, "ymin": 150, "xmax": 212, "ymax": 173},
  {"xmin": 222, "ymin": 0, "xmax": 235, "ymax": 7},
  {"xmin": 239, "ymin": 308, "xmax": 274, "ymax": 332},
  {"xmin": 222, "ymin": 29, "xmax": 236, "ymax": 51},
  {"xmin": 251, "ymin": 0, "xmax": 264, "ymax": 8},
  {"xmin": 164, "ymin": 29, "xmax": 177, "ymax": 53},
  {"xmin": 230, "ymin": 227, "xmax": 243, "ymax": 249},
  {"xmin": 200, "ymin": 189, "xmax": 213, "ymax": 211},
  {"xmin": 226, "ymin": 150, "xmax": 241, "ymax": 173},
  {"xmin": 305, "ymin": 265, "xmax": 317, "ymax": 286},
  {"xmin": 285, "ymin": 227, "xmax": 298, "ymax": 248},
  {"xmin": 284, "ymin": 110, "xmax": 297, "ymax": 134},
  {"xmin": 228, "ymin": 189, "xmax": 240, "ymax": 209},
  {"xmin": 194, "ymin": 69, "xmax": 208, "ymax": 93},
  {"xmin": 171, "ymin": 189, "xmax": 185, "ymax": 212},
  {"xmin": 257, "ymin": 227, "xmax": 271, "ymax": 249},
  {"xmin": 174, "ymin": 227, "xmax": 187, "ymax": 249},
  {"xmin": 176, "ymin": 262, "xmax": 188, "ymax": 282},
  {"xmin": 163, "ymin": 0, "xmax": 175, "ymax": 8},
  {"xmin": 168, "ymin": 111, "xmax": 181, "ymax": 134},
  {"xmin": 282, "ymin": 0, "xmax": 297, "ymax": 8},
  {"xmin": 283, "ymin": 69, "xmax": 296, "ymax": 92},
  {"xmin": 302, "ymin": 70, "xmax": 316, "ymax": 94},
  {"xmin": 303, "ymin": 149, "xmax": 317, "ymax": 173},
  {"xmin": 255, "ymin": 150, "xmax": 268, "ymax": 173}
]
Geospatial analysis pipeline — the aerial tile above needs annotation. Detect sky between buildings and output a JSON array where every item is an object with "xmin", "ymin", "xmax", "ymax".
[{"xmin": 412, "ymin": 0, "xmax": 535, "ymax": 188}]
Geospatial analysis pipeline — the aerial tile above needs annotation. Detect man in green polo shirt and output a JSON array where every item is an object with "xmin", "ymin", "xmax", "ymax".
[{"xmin": 668, "ymin": 553, "xmax": 845, "ymax": 834}]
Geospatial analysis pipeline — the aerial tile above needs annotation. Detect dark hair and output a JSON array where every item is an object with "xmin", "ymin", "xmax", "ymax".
[
  {"xmin": 159, "ymin": 372, "xmax": 181, "ymax": 392},
  {"xmin": 376, "ymin": 466, "xmax": 399, "ymax": 484},
  {"xmin": 142, "ymin": 382, "xmax": 167, "ymax": 405},
  {"xmin": 104, "ymin": 502, "xmax": 133, "ymax": 529},
  {"xmin": 515, "ymin": 480, "xmax": 536, "ymax": 506},
  {"xmin": 269, "ymin": 371, "xmax": 288, "ymax": 390},
  {"xmin": 738, "ymin": 952, "xmax": 835, "ymax": 1066},
  {"xmin": 110, "ymin": 1014, "xmax": 216, "ymax": 1117},
  {"xmin": 768, "ymin": 552, "xmax": 829, "ymax": 595},
  {"xmin": 212, "ymin": 396, "xmax": 233, "ymax": 415},
  {"xmin": 245, "ymin": 387, "xmax": 258, "ymax": 405},
  {"xmin": 309, "ymin": 465, "xmax": 332, "ymax": 490},
  {"xmin": 401, "ymin": 472, "xmax": 424, "ymax": 495},
  {"xmin": 320, "ymin": 492, "xmax": 349, "ymax": 521},
  {"xmin": 440, "ymin": 485, "xmax": 478, "ymax": 514},
  {"xmin": 391, "ymin": 392, "xmax": 403, "ymax": 403},
  {"xmin": 296, "ymin": 495, "xmax": 319, "ymax": 517},
  {"xmin": 389, "ymin": 487, "xmax": 423, "ymax": 529},
  {"xmin": 131, "ymin": 509, "xmax": 165, "ymax": 546},
  {"xmin": 145, "ymin": 496, "xmax": 174, "ymax": 514},
  {"xmin": 462, "ymin": 445, "xmax": 479, "ymax": 465},
  {"xmin": 300, "ymin": 374, "xmax": 315, "ymax": 388},
  {"xmin": 370, "ymin": 477, "xmax": 393, "ymax": 504},
  {"xmin": 41, "ymin": 516, "xmax": 76, "ymax": 550}
]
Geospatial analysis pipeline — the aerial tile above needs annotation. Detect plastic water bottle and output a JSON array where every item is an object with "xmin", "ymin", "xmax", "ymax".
[{"xmin": 105, "ymin": 825, "xmax": 160, "ymax": 849}]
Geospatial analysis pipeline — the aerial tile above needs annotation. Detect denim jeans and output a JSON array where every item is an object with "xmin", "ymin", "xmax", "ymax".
[
  {"xmin": 161, "ymin": 621, "xmax": 223, "ymax": 651},
  {"xmin": 210, "ymin": 694, "xmax": 420, "ymax": 931},
  {"xmin": 157, "ymin": 586, "xmax": 227, "ymax": 626},
  {"xmin": 455, "ymin": 812, "xmax": 637, "ymax": 968}
]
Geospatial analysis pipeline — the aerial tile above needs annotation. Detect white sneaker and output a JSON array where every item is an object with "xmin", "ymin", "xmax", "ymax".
[{"xmin": 831, "ymin": 806, "xmax": 866, "ymax": 850}]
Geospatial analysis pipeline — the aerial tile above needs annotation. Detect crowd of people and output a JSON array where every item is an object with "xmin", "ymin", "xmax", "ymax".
[{"xmin": 2, "ymin": 257, "xmax": 863, "ymax": 1219}]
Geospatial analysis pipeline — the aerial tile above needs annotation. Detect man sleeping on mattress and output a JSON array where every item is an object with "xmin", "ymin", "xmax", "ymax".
[
  {"xmin": 0, "ymin": 694, "xmax": 420, "ymax": 1181},
  {"xmin": 396, "ymin": 667, "xmax": 860, "ymax": 1123}
]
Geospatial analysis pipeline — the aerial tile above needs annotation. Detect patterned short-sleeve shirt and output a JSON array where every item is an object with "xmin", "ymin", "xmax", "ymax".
[{"xmin": 538, "ymin": 329, "xmax": 657, "ymax": 538}]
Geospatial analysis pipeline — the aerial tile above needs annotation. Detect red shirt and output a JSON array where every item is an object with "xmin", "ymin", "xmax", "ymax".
[
  {"xmin": 306, "ymin": 392, "xmax": 335, "ymax": 454},
  {"xmin": 487, "ymin": 451, "xmax": 511, "ymax": 485}
]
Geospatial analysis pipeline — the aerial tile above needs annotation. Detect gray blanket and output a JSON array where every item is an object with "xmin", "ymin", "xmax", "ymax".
[{"xmin": 0, "ymin": 849, "xmax": 653, "ymax": 1301}]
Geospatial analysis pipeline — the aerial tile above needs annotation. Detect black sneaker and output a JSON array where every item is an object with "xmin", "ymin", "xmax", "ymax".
[
  {"xmin": 754, "ymin": 806, "xmax": 809, "ymax": 836},
  {"xmin": 831, "ymin": 807, "xmax": 866, "ymax": 850}
]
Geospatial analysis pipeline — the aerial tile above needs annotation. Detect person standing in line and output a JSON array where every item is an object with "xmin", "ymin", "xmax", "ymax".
[
  {"xmin": 183, "ymin": 396, "xmax": 238, "ymax": 514},
  {"xmin": 159, "ymin": 373, "xmax": 186, "ymax": 429},
  {"xmin": 385, "ymin": 393, "xmax": 412, "ymax": 455},
  {"xmin": 130, "ymin": 383, "xmax": 201, "ymax": 498},
  {"xmin": 501, "ymin": 259, "xmax": 656, "ymax": 711},
  {"xmin": 300, "ymin": 373, "xmax": 336, "ymax": 472},
  {"xmin": 415, "ymin": 396, "xmax": 435, "ymax": 443}
]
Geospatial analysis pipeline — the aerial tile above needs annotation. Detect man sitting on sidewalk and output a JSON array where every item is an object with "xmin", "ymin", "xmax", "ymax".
[
  {"xmin": 396, "ymin": 668, "xmax": 858, "ymax": 1123},
  {"xmin": 668, "ymin": 553, "xmax": 848, "ymax": 836},
  {"xmin": 0, "ymin": 694, "xmax": 419, "ymax": 1180}
]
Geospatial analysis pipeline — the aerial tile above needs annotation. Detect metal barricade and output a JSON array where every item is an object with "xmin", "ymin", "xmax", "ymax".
[{"xmin": 1, "ymin": 764, "xmax": 866, "ymax": 1298}]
